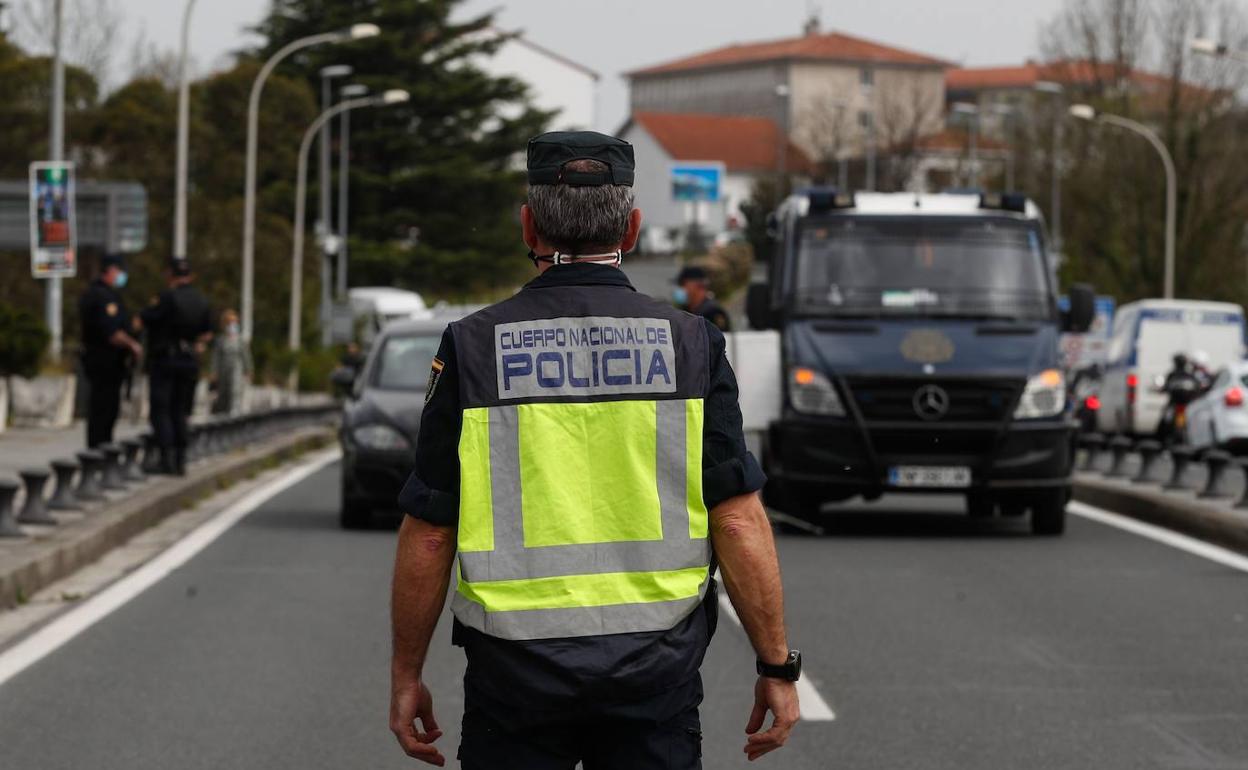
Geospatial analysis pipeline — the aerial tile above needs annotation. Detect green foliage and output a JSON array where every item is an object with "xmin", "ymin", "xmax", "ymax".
[
  {"xmin": 0, "ymin": 301, "xmax": 50, "ymax": 377},
  {"xmin": 740, "ymin": 177, "xmax": 785, "ymax": 269}
]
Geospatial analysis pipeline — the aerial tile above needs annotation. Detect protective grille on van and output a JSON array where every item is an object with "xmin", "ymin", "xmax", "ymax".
[{"xmin": 845, "ymin": 377, "xmax": 1022, "ymax": 422}]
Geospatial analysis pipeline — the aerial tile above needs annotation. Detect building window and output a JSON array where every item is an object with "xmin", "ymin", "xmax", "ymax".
[
  {"xmin": 860, "ymin": 67, "xmax": 874, "ymax": 89},
  {"xmin": 858, "ymin": 110, "xmax": 874, "ymax": 130}
]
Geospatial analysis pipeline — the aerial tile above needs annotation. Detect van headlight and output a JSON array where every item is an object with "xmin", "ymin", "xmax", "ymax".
[
  {"xmin": 1013, "ymin": 369, "xmax": 1066, "ymax": 419},
  {"xmin": 789, "ymin": 367, "xmax": 846, "ymax": 417},
  {"xmin": 353, "ymin": 424, "xmax": 411, "ymax": 451}
]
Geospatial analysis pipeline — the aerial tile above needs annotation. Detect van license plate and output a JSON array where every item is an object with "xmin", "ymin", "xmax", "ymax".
[{"xmin": 888, "ymin": 466, "xmax": 971, "ymax": 488}]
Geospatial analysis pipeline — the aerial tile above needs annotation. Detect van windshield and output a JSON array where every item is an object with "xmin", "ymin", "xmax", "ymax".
[{"xmin": 793, "ymin": 217, "xmax": 1052, "ymax": 320}]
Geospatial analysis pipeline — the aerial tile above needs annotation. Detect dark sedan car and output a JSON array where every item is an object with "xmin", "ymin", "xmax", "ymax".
[{"xmin": 336, "ymin": 319, "xmax": 445, "ymax": 528}]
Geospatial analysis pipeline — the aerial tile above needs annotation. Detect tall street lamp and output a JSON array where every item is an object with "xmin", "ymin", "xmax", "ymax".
[
  {"xmin": 239, "ymin": 22, "xmax": 380, "ymax": 345},
  {"xmin": 318, "ymin": 64, "xmax": 353, "ymax": 347},
  {"xmin": 1070, "ymin": 104, "xmax": 1177, "ymax": 299},
  {"xmin": 1034, "ymin": 80, "xmax": 1065, "ymax": 256},
  {"xmin": 173, "ymin": 0, "xmax": 197, "ymax": 260},
  {"xmin": 337, "ymin": 83, "xmax": 369, "ymax": 302},
  {"xmin": 289, "ymin": 90, "xmax": 410, "ymax": 380},
  {"xmin": 951, "ymin": 102, "xmax": 979, "ymax": 188},
  {"xmin": 45, "ymin": 0, "xmax": 65, "ymax": 359}
]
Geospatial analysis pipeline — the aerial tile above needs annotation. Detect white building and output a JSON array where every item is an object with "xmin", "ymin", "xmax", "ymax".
[{"xmin": 473, "ymin": 28, "xmax": 599, "ymax": 131}]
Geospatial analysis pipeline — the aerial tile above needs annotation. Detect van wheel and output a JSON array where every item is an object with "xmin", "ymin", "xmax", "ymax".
[
  {"xmin": 966, "ymin": 492, "xmax": 994, "ymax": 519},
  {"xmin": 1029, "ymin": 489, "xmax": 1067, "ymax": 536},
  {"xmin": 340, "ymin": 493, "xmax": 373, "ymax": 530}
]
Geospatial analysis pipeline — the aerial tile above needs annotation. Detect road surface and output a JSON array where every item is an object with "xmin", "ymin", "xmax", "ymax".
[{"xmin": 0, "ymin": 458, "xmax": 1246, "ymax": 768}]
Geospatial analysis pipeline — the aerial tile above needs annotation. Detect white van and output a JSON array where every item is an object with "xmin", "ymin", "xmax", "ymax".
[
  {"xmin": 348, "ymin": 287, "xmax": 433, "ymax": 345},
  {"xmin": 1096, "ymin": 299, "xmax": 1246, "ymax": 435}
]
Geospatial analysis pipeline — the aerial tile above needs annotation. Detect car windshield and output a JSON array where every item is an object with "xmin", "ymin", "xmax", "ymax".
[
  {"xmin": 372, "ymin": 334, "xmax": 441, "ymax": 391},
  {"xmin": 793, "ymin": 217, "xmax": 1052, "ymax": 321}
]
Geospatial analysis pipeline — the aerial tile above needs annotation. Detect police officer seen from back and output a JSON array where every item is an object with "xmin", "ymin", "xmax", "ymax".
[
  {"xmin": 142, "ymin": 258, "xmax": 212, "ymax": 476},
  {"xmin": 674, "ymin": 265, "xmax": 731, "ymax": 332},
  {"xmin": 390, "ymin": 131, "xmax": 800, "ymax": 768},
  {"xmin": 79, "ymin": 253, "xmax": 142, "ymax": 448}
]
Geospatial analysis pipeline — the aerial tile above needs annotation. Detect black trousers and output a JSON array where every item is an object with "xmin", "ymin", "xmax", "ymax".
[
  {"xmin": 85, "ymin": 367, "xmax": 124, "ymax": 449},
  {"xmin": 149, "ymin": 357, "xmax": 198, "ymax": 450},
  {"xmin": 458, "ymin": 701, "xmax": 702, "ymax": 770}
]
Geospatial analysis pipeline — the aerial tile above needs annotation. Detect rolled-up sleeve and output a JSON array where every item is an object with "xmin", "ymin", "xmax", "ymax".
[
  {"xmin": 397, "ymin": 328, "xmax": 462, "ymax": 526},
  {"xmin": 701, "ymin": 321, "xmax": 766, "ymax": 510}
]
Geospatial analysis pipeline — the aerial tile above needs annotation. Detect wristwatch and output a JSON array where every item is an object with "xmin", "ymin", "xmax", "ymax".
[{"xmin": 756, "ymin": 650, "xmax": 802, "ymax": 682}]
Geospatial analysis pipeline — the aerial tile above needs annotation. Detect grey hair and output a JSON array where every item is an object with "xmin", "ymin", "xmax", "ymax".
[{"xmin": 527, "ymin": 159, "xmax": 635, "ymax": 254}]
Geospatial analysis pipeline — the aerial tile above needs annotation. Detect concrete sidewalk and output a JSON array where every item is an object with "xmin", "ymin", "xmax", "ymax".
[{"xmin": 0, "ymin": 422, "xmax": 145, "ymax": 480}]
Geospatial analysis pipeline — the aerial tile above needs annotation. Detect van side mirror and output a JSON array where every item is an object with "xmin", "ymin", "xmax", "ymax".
[
  {"xmin": 747, "ymin": 282, "xmax": 778, "ymax": 330},
  {"xmin": 1064, "ymin": 284, "xmax": 1095, "ymax": 333},
  {"xmin": 330, "ymin": 366, "xmax": 357, "ymax": 396}
]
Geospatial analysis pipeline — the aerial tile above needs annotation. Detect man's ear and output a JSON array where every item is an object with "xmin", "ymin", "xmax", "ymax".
[
  {"xmin": 521, "ymin": 204, "xmax": 539, "ymax": 250},
  {"xmin": 621, "ymin": 208, "xmax": 643, "ymax": 254}
]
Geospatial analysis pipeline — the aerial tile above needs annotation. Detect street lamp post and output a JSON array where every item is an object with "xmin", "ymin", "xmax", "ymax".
[
  {"xmin": 337, "ymin": 83, "xmax": 369, "ymax": 302},
  {"xmin": 1070, "ymin": 104, "xmax": 1177, "ymax": 299},
  {"xmin": 951, "ymin": 102, "xmax": 979, "ymax": 188},
  {"xmin": 1035, "ymin": 80, "xmax": 1064, "ymax": 256},
  {"xmin": 173, "ymin": 0, "xmax": 197, "ymax": 260},
  {"xmin": 239, "ymin": 22, "xmax": 379, "ymax": 345},
  {"xmin": 317, "ymin": 64, "xmax": 353, "ymax": 347},
  {"xmin": 45, "ymin": 0, "xmax": 65, "ymax": 359},
  {"xmin": 289, "ymin": 90, "xmax": 410, "ymax": 382}
]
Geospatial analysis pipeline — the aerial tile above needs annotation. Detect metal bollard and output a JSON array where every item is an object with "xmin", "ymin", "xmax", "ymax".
[
  {"xmin": 1163, "ymin": 445, "xmax": 1195, "ymax": 491},
  {"xmin": 75, "ymin": 451, "xmax": 107, "ymax": 502},
  {"xmin": 0, "ymin": 479, "xmax": 23, "ymax": 537},
  {"xmin": 1235, "ymin": 459, "xmax": 1248, "ymax": 509},
  {"xmin": 99, "ymin": 444, "xmax": 128, "ymax": 491},
  {"xmin": 48, "ymin": 459, "xmax": 80, "ymax": 510},
  {"xmin": 1078, "ymin": 433, "xmax": 1106, "ymax": 472},
  {"xmin": 121, "ymin": 438, "xmax": 145, "ymax": 482},
  {"xmin": 1132, "ymin": 440, "xmax": 1164, "ymax": 483},
  {"xmin": 1105, "ymin": 436, "xmax": 1134, "ymax": 478},
  {"xmin": 1199, "ymin": 450, "xmax": 1233, "ymax": 498},
  {"xmin": 17, "ymin": 467, "xmax": 55, "ymax": 525}
]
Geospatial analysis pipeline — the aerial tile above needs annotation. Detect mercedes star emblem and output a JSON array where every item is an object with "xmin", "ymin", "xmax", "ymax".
[{"xmin": 913, "ymin": 384, "xmax": 950, "ymax": 421}]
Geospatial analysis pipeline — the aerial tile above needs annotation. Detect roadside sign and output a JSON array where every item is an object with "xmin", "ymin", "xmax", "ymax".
[
  {"xmin": 671, "ymin": 162, "xmax": 724, "ymax": 203},
  {"xmin": 29, "ymin": 161, "xmax": 77, "ymax": 278}
]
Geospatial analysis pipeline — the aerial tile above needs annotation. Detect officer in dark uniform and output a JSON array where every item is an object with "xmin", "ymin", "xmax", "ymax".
[
  {"xmin": 78, "ymin": 254, "xmax": 142, "ymax": 448},
  {"xmin": 674, "ymin": 265, "xmax": 731, "ymax": 331},
  {"xmin": 141, "ymin": 258, "xmax": 213, "ymax": 475},
  {"xmin": 389, "ymin": 132, "xmax": 799, "ymax": 769}
]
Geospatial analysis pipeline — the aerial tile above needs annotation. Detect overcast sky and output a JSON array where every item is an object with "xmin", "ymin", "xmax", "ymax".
[{"xmin": 108, "ymin": 0, "xmax": 1066, "ymax": 130}]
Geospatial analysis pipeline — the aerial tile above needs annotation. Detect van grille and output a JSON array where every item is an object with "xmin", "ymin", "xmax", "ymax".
[{"xmin": 846, "ymin": 377, "xmax": 1022, "ymax": 422}]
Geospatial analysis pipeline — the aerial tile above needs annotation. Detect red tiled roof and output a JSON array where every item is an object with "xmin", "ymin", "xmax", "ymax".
[
  {"xmin": 628, "ymin": 30, "xmax": 949, "ymax": 77},
  {"xmin": 628, "ymin": 112, "xmax": 813, "ymax": 174},
  {"xmin": 946, "ymin": 59, "xmax": 1174, "ymax": 91}
]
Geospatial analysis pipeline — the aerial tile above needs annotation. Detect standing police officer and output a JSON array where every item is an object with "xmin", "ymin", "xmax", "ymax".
[
  {"xmin": 142, "ymin": 259, "xmax": 213, "ymax": 475},
  {"xmin": 390, "ymin": 132, "xmax": 800, "ymax": 768},
  {"xmin": 79, "ymin": 254, "xmax": 142, "ymax": 448},
  {"xmin": 674, "ymin": 265, "xmax": 732, "ymax": 332}
]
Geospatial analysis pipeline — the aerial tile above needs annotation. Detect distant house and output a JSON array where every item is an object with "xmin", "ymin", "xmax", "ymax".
[
  {"xmin": 473, "ymin": 28, "xmax": 599, "ymax": 131},
  {"xmin": 617, "ymin": 111, "xmax": 812, "ymax": 243},
  {"xmin": 626, "ymin": 21, "xmax": 949, "ymax": 169}
]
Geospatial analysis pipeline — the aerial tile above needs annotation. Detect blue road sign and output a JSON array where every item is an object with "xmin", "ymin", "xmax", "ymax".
[{"xmin": 671, "ymin": 163, "xmax": 723, "ymax": 203}]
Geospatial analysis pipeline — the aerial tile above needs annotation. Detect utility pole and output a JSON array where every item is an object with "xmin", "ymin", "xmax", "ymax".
[
  {"xmin": 173, "ymin": 0, "xmax": 197, "ymax": 260},
  {"xmin": 46, "ymin": 0, "xmax": 65, "ymax": 359}
]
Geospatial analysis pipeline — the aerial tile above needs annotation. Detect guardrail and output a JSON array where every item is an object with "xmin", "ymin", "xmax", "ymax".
[
  {"xmin": 1076, "ymin": 432, "xmax": 1245, "ymax": 504},
  {"xmin": 0, "ymin": 405, "xmax": 338, "ymax": 539}
]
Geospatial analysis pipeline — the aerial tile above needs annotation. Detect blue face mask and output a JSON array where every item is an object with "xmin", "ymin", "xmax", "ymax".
[
  {"xmin": 113, "ymin": 270, "xmax": 128, "ymax": 289},
  {"xmin": 672, "ymin": 286, "xmax": 688, "ymax": 306}
]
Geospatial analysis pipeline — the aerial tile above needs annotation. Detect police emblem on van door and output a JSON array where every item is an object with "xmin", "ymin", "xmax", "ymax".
[
  {"xmin": 900, "ymin": 329, "xmax": 955, "ymax": 364},
  {"xmin": 495, "ymin": 316, "xmax": 677, "ymax": 399}
]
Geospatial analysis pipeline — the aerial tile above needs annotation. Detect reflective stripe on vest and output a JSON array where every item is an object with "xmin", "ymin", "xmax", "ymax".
[{"xmin": 452, "ymin": 398, "xmax": 711, "ymax": 641}]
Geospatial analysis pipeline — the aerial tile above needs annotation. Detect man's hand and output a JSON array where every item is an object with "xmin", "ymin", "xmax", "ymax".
[
  {"xmin": 390, "ymin": 676, "xmax": 445, "ymax": 766},
  {"xmin": 744, "ymin": 676, "xmax": 800, "ymax": 761}
]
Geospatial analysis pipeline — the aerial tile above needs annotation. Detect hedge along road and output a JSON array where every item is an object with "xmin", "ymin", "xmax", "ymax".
[{"xmin": 0, "ymin": 457, "xmax": 1245, "ymax": 768}]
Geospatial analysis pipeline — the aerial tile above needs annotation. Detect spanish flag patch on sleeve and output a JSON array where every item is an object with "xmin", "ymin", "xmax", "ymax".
[{"xmin": 425, "ymin": 357, "xmax": 445, "ymax": 404}]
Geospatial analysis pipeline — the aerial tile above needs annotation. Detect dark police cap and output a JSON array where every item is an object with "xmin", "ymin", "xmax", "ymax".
[
  {"xmin": 100, "ymin": 253, "xmax": 125, "ymax": 270},
  {"xmin": 527, "ymin": 131, "xmax": 634, "ymax": 187},
  {"xmin": 676, "ymin": 265, "xmax": 710, "ymax": 284},
  {"xmin": 169, "ymin": 258, "xmax": 192, "ymax": 277}
]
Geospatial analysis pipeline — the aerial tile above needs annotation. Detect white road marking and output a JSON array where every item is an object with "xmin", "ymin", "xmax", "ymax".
[
  {"xmin": 1069, "ymin": 501, "xmax": 1248, "ymax": 574},
  {"xmin": 717, "ymin": 593, "xmax": 837, "ymax": 722},
  {"xmin": 0, "ymin": 448, "xmax": 342, "ymax": 689}
]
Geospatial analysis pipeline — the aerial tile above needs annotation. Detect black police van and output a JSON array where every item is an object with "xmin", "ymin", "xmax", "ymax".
[{"xmin": 747, "ymin": 190, "xmax": 1094, "ymax": 535}]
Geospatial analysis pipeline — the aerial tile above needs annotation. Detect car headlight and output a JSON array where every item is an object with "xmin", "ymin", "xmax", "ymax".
[
  {"xmin": 352, "ymin": 424, "xmax": 411, "ymax": 451},
  {"xmin": 789, "ymin": 366, "xmax": 846, "ymax": 417},
  {"xmin": 1014, "ymin": 369, "xmax": 1066, "ymax": 419}
]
